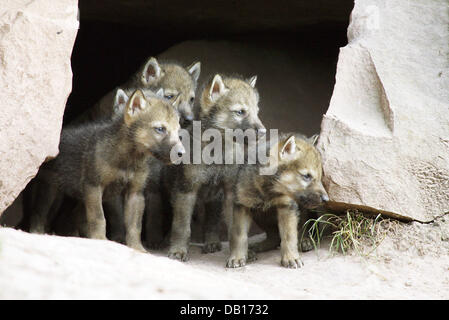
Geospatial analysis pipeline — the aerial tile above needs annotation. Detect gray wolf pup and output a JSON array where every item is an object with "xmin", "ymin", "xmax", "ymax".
[
  {"xmin": 28, "ymin": 90, "xmax": 184, "ymax": 251},
  {"xmin": 226, "ymin": 133, "xmax": 328, "ymax": 268}
]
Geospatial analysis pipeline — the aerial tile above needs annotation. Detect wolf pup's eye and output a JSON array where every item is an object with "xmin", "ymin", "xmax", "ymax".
[
  {"xmin": 155, "ymin": 127, "xmax": 166, "ymax": 134},
  {"xmin": 302, "ymin": 173, "xmax": 312, "ymax": 182},
  {"xmin": 164, "ymin": 95, "xmax": 174, "ymax": 99},
  {"xmin": 235, "ymin": 109, "xmax": 246, "ymax": 116}
]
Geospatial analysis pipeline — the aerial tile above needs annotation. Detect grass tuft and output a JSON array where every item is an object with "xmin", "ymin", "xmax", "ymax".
[{"xmin": 301, "ymin": 210, "xmax": 393, "ymax": 256}]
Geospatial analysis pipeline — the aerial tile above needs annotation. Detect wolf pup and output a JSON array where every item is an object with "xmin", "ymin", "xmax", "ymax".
[
  {"xmin": 28, "ymin": 90, "xmax": 184, "ymax": 252},
  {"xmin": 44, "ymin": 88, "xmax": 163, "ymax": 241},
  {"xmin": 19, "ymin": 88, "xmax": 133, "ymax": 235},
  {"xmin": 59, "ymin": 58, "xmax": 200, "ymax": 243},
  {"xmin": 167, "ymin": 74, "xmax": 266, "ymax": 261},
  {"xmin": 75, "ymin": 57, "xmax": 201, "ymax": 126},
  {"xmin": 250, "ymin": 135, "xmax": 326, "ymax": 254},
  {"xmin": 226, "ymin": 133, "xmax": 329, "ymax": 269}
]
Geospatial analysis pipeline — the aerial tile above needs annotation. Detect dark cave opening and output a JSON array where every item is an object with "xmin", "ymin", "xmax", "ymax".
[
  {"xmin": 1, "ymin": 0, "xmax": 353, "ymax": 232},
  {"xmin": 66, "ymin": 0, "xmax": 353, "ymax": 133}
]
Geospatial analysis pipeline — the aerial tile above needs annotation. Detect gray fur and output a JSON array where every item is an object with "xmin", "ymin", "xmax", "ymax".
[
  {"xmin": 28, "ymin": 90, "xmax": 182, "ymax": 252},
  {"xmin": 72, "ymin": 57, "xmax": 200, "ymax": 126},
  {"xmin": 167, "ymin": 74, "xmax": 265, "ymax": 261},
  {"xmin": 227, "ymin": 133, "xmax": 329, "ymax": 268}
]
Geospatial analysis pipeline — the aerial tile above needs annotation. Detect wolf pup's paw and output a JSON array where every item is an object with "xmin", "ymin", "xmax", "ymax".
[
  {"xmin": 202, "ymin": 241, "xmax": 222, "ymax": 254},
  {"xmin": 29, "ymin": 225, "xmax": 46, "ymax": 235},
  {"xmin": 281, "ymin": 254, "xmax": 303, "ymax": 269},
  {"xmin": 247, "ymin": 249, "xmax": 258, "ymax": 262},
  {"xmin": 299, "ymin": 237, "xmax": 315, "ymax": 252},
  {"xmin": 168, "ymin": 248, "xmax": 189, "ymax": 262},
  {"xmin": 129, "ymin": 242, "xmax": 147, "ymax": 253},
  {"xmin": 226, "ymin": 256, "xmax": 247, "ymax": 268},
  {"xmin": 90, "ymin": 233, "xmax": 108, "ymax": 241}
]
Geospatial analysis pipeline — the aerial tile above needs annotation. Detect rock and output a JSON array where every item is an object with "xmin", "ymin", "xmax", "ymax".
[
  {"xmin": 318, "ymin": 0, "xmax": 449, "ymax": 222},
  {"xmin": 1, "ymin": 227, "xmax": 449, "ymax": 299},
  {"xmin": 79, "ymin": 0, "xmax": 353, "ymax": 33},
  {"xmin": 0, "ymin": 0, "xmax": 79, "ymax": 215}
]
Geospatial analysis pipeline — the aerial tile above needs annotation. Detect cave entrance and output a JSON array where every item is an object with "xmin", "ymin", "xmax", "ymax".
[
  {"xmin": 1, "ymin": 0, "xmax": 353, "ymax": 229},
  {"xmin": 66, "ymin": 0, "xmax": 353, "ymax": 134}
]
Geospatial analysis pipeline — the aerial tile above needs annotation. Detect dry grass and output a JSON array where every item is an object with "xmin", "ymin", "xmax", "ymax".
[{"xmin": 302, "ymin": 210, "xmax": 398, "ymax": 257}]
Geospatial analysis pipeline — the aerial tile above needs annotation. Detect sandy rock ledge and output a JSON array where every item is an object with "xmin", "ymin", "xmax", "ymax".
[{"xmin": 0, "ymin": 225, "xmax": 448, "ymax": 299}]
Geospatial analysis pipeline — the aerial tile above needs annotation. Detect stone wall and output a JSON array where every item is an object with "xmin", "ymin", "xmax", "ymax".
[
  {"xmin": 318, "ymin": 0, "xmax": 449, "ymax": 222},
  {"xmin": 0, "ymin": 0, "xmax": 79, "ymax": 215}
]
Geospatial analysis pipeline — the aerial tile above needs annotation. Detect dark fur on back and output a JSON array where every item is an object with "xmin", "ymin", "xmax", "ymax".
[{"xmin": 39, "ymin": 116, "xmax": 148, "ymax": 200}]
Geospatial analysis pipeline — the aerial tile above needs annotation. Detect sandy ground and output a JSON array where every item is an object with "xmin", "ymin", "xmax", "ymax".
[{"xmin": 0, "ymin": 216, "xmax": 448, "ymax": 299}]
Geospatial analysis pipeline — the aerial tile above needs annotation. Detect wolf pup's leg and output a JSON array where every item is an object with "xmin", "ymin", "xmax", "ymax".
[
  {"xmin": 168, "ymin": 189, "xmax": 198, "ymax": 261},
  {"xmin": 277, "ymin": 205, "xmax": 303, "ymax": 269},
  {"xmin": 123, "ymin": 191, "xmax": 146, "ymax": 252},
  {"xmin": 202, "ymin": 198, "xmax": 223, "ymax": 253},
  {"xmin": 29, "ymin": 181, "xmax": 60, "ymax": 234},
  {"xmin": 297, "ymin": 209, "xmax": 316, "ymax": 252},
  {"xmin": 226, "ymin": 204, "xmax": 252, "ymax": 268},
  {"xmin": 84, "ymin": 184, "xmax": 107, "ymax": 240},
  {"xmin": 17, "ymin": 180, "xmax": 35, "ymax": 232},
  {"xmin": 104, "ymin": 197, "xmax": 125, "ymax": 244}
]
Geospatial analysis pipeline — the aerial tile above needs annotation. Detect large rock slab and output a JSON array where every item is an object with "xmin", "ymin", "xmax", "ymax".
[
  {"xmin": 0, "ymin": 0, "xmax": 79, "ymax": 215},
  {"xmin": 318, "ymin": 0, "xmax": 449, "ymax": 222}
]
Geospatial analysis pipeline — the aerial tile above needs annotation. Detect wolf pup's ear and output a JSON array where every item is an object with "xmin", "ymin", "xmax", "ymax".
[
  {"xmin": 125, "ymin": 90, "xmax": 147, "ymax": 125},
  {"xmin": 209, "ymin": 74, "xmax": 229, "ymax": 102},
  {"xmin": 141, "ymin": 57, "xmax": 162, "ymax": 85},
  {"xmin": 309, "ymin": 134, "xmax": 319, "ymax": 146},
  {"xmin": 155, "ymin": 88, "xmax": 164, "ymax": 97},
  {"xmin": 113, "ymin": 88, "xmax": 129, "ymax": 115},
  {"xmin": 280, "ymin": 135, "xmax": 297, "ymax": 160},
  {"xmin": 188, "ymin": 61, "xmax": 201, "ymax": 83},
  {"xmin": 247, "ymin": 75, "xmax": 257, "ymax": 88}
]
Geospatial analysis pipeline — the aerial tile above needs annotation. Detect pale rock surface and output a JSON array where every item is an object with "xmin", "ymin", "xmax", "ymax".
[
  {"xmin": 318, "ymin": 0, "xmax": 449, "ymax": 222},
  {"xmin": 0, "ymin": 0, "xmax": 79, "ymax": 215},
  {"xmin": 0, "ymin": 226, "xmax": 448, "ymax": 299}
]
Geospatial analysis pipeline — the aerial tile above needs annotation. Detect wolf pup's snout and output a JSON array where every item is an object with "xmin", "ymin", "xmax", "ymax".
[
  {"xmin": 173, "ymin": 142, "xmax": 186, "ymax": 158},
  {"xmin": 257, "ymin": 127, "xmax": 267, "ymax": 137},
  {"xmin": 184, "ymin": 113, "xmax": 194, "ymax": 122}
]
